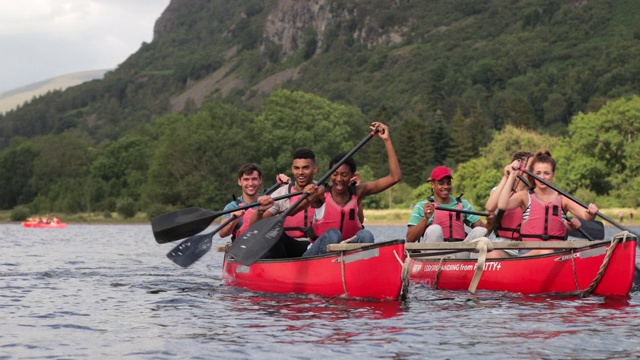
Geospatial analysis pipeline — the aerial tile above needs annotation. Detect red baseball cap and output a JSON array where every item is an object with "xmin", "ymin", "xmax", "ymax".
[{"xmin": 429, "ymin": 166, "xmax": 453, "ymax": 181}]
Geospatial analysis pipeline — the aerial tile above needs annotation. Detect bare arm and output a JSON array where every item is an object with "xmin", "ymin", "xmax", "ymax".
[
  {"xmin": 563, "ymin": 198, "xmax": 598, "ymax": 222},
  {"xmin": 219, "ymin": 211, "xmax": 243, "ymax": 238},
  {"xmin": 405, "ymin": 202, "xmax": 434, "ymax": 242},
  {"xmin": 497, "ymin": 160, "xmax": 525, "ymax": 211},
  {"xmin": 357, "ymin": 122, "xmax": 402, "ymax": 199},
  {"xmin": 287, "ymin": 184, "xmax": 325, "ymax": 216},
  {"xmin": 485, "ymin": 167, "xmax": 510, "ymax": 212},
  {"xmin": 406, "ymin": 221, "xmax": 428, "ymax": 243}
]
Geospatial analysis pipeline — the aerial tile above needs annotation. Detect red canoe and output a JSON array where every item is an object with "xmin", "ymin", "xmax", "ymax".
[
  {"xmin": 21, "ymin": 222, "xmax": 67, "ymax": 228},
  {"xmin": 222, "ymin": 240, "xmax": 406, "ymax": 301},
  {"xmin": 408, "ymin": 235, "xmax": 637, "ymax": 297}
]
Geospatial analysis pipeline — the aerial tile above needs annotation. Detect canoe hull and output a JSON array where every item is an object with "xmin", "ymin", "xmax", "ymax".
[
  {"xmin": 408, "ymin": 237, "xmax": 637, "ymax": 297},
  {"xmin": 222, "ymin": 240, "xmax": 405, "ymax": 301},
  {"xmin": 21, "ymin": 222, "xmax": 67, "ymax": 228}
]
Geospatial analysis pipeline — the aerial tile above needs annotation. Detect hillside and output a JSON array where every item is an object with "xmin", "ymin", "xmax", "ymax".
[
  {"xmin": 2, "ymin": 0, "xmax": 639, "ymax": 148},
  {"xmin": 0, "ymin": 70, "xmax": 108, "ymax": 114},
  {"xmin": 0, "ymin": 0, "xmax": 639, "ymax": 216}
]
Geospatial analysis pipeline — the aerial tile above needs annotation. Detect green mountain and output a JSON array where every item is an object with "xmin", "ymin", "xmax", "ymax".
[
  {"xmin": 3, "ymin": 0, "xmax": 639, "ymax": 143},
  {"xmin": 1, "ymin": 0, "xmax": 639, "ymax": 216}
]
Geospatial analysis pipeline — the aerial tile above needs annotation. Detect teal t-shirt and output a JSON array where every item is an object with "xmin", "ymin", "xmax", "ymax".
[
  {"xmin": 407, "ymin": 195, "xmax": 480, "ymax": 227},
  {"xmin": 221, "ymin": 196, "xmax": 249, "ymax": 231}
]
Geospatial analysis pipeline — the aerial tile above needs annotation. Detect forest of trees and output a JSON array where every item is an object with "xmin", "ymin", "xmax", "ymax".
[
  {"xmin": 1, "ymin": 91, "xmax": 639, "ymax": 220},
  {"xmin": 1, "ymin": 0, "xmax": 639, "ymax": 219}
]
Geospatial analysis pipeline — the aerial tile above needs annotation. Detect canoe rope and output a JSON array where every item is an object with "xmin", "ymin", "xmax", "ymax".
[
  {"xmin": 468, "ymin": 237, "xmax": 493, "ymax": 293},
  {"xmin": 426, "ymin": 237, "xmax": 494, "ymax": 293},
  {"xmin": 339, "ymin": 252, "xmax": 349, "ymax": 298},
  {"xmin": 572, "ymin": 231, "xmax": 630, "ymax": 297},
  {"xmin": 394, "ymin": 250, "xmax": 410, "ymax": 301},
  {"xmin": 337, "ymin": 237, "xmax": 362, "ymax": 298}
]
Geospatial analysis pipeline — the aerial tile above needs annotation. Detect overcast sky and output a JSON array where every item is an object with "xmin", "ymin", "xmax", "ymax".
[{"xmin": 0, "ymin": 0, "xmax": 172, "ymax": 93}]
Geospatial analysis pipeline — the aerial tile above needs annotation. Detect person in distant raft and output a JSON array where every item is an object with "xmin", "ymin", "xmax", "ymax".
[
  {"xmin": 406, "ymin": 165, "xmax": 487, "ymax": 259},
  {"xmin": 299, "ymin": 121, "xmax": 402, "ymax": 256}
]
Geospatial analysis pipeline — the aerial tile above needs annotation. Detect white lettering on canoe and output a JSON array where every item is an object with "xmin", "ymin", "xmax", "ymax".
[{"xmin": 414, "ymin": 262, "xmax": 502, "ymax": 272}]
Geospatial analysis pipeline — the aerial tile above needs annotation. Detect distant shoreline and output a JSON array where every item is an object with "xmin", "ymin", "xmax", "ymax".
[{"xmin": 1, "ymin": 208, "xmax": 638, "ymax": 228}]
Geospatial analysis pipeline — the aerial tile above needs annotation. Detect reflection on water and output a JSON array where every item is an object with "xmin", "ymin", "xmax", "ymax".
[{"xmin": 1, "ymin": 223, "xmax": 639, "ymax": 359}]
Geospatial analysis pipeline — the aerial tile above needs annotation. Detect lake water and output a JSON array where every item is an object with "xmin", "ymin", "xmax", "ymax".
[{"xmin": 2, "ymin": 223, "xmax": 639, "ymax": 359}]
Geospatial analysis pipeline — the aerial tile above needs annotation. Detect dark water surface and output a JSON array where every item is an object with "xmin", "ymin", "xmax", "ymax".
[{"xmin": 2, "ymin": 224, "xmax": 639, "ymax": 359}]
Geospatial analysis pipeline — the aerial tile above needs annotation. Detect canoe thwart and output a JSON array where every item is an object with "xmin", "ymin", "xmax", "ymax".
[{"xmin": 327, "ymin": 239, "xmax": 610, "ymax": 252}]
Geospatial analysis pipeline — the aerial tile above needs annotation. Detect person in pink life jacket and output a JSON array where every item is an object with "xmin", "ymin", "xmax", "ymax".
[
  {"xmin": 219, "ymin": 163, "xmax": 289, "ymax": 241},
  {"xmin": 251, "ymin": 148, "xmax": 320, "ymax": 258},
  {"xmin": 484, "ymin": 151, "xmax": 534, "ymax": 258},
  {"xmin": 497, "ymin": 150, "xmax": 598, "ymax": 256},
  {"xmin": 299, "ymin": 121, "xmax": 402, "ymax": 256},
  {"xmin": 406, "ymin": 165, "xmax": 487, "ymax": 259}
]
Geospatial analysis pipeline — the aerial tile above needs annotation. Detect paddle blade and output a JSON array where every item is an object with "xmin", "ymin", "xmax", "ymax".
[
  {"xmin": 166, "ymin": 233, "xmax": 213, "ymax": 268},
  {"xmin": 151, "ymin": 207, "xmax": 217, "ymax": 244},
  {"xmin": 227, "ymin": 215, "xmax": 285, "ymax": 266},
  {"xmin": 567, "ymin": 218, "xmax": 605, "ymax": 240}
]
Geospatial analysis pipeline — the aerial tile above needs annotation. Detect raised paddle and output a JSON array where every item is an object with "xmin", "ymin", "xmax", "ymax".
[
  {"xmin": 227, "ymin": 128, "xmax": 380, "ymax": 265},
  {"xmin": 166, "ymin": 182, "xmax": 285, "ymax": 267},
  {"xmin": 523, "ymin": 168, "xmax": 640, "ymax": 238},
  {"xmin": 151, "ymin": 189, "xmax": 303, "ymax": 244}
]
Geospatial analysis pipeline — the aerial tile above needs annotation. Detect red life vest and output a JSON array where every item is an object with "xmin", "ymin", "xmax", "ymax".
[
  {"xmin": 520, "ymin": 192, "xmax": 566, "ymax": 241},
  {"xmin": 496, "ymin": 208, "xmax": 522, "ymax": 240},
  {"xmin": 496, "ymin": 207, "xmax": 523, "ymax": 240},
  {"xmin": 430, "ymin": 197, "xmax": 466, "ymax": 242},
  {"xmin": 233, "ymin": 207, "xmax": 257, "ymax": 240},
  {"xmin": 311, "ymin": 189, "xmax": 363, "ymax": 241},
  {"xmin": 283, "ymin": 183, "xmax": 315, "ymax": 239}
]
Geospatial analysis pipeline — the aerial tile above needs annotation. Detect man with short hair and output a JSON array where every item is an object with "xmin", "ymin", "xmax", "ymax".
[
  {"xmin": 250, "ymin": 148, "xmax": 318, "ymax": 258},
  {"xmin": 219, "ymin": 163, "xmax": 266, "ymax": 240}
]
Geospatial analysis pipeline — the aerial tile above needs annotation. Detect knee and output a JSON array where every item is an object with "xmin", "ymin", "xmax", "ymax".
[
  {"xmin": 325, "ymin": 229, "xmax": 342, "ymax": 244},
  {"xmin": 469, "ymin": 227, "xmax": 487, "ymax": 238},
  {"xmin": 356, "ymin": 229, "xmax": 375, "ymax": 243},
  {"xmin": 423, "ymin": 225, "xmax": 443, "ymax": 242}
]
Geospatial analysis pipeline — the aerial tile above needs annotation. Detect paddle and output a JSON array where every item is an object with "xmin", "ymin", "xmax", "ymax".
[
  {"xmin": 567, "ymin": 217, "xmax": 605, "ymax": 240},
  {"xmin": 227, "ymin": 128, "xmax": 380, "ymax": 265},
  {"xmin": 435, "ymin": 207, "xmax": 489, "ymax": 217},
  {"xmin": 166, "ymin": 182, "xmax": 284, "ymax": 267},
  {"xmin": 523, "ymin": 168, "xmax": 640, "ymax": 238},
  {"xmin": 151, "ymin": 189, "xmax": 303, "ymax": 244}
]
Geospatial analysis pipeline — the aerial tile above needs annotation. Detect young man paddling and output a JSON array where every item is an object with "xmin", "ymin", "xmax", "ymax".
[
  {"xmin": 250, "ymin": 149, "xmax": 319, "ymax": 258},
  {"xmin": 406, "ymin": 165, "xmax": 487, "ymax": 259},
  {"xmin": 219, "ymin": 163, "xmax": 289, "ymax": 241}
]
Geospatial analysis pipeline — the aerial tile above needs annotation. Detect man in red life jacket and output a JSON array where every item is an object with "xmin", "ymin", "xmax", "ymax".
[
  {"xmin": 406, "ymin": 166, "xmax": 487, "ymax": 259},
  {"xmin": 251, "ymin": 149, "xmax": 319, "ymax": 258},
  {"xmin": 220, "ymin": 163, "xmax": 289, "ymax": 242}
]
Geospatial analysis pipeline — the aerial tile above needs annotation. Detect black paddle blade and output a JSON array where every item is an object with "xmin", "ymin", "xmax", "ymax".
[
  {"xmin": 227, "ymin": 215, "xmax": 285, "ymax": 266},
  {"xmin": 151, "ymin": 207, "xmax": 217, "ymax": 244},
  {"xmin": 567, "ymin": 218, "xmax": 605, "ymax": 240},
  {"xmin": 166, "ymin": 233, "xmax": 213, "ymax": 268}
]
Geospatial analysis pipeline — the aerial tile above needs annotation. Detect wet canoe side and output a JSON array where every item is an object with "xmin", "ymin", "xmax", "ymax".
[
  {"xmin": 408, "ymin": 238, "xmax": 637, "ymax": 297},
  {"xmin": 222, "ymin": 240, "xmax": 405, "ymax": 301}
]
